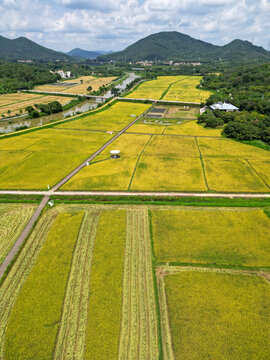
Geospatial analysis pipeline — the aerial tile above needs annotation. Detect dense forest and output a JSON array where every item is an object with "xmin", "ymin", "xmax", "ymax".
[
  {"xmin": 199, "ymin": 63, "xmax": 270, "ymax": 144},
  {"xmin": 0, "ymin": 62, "xmax": 60, "ymax": 93}
]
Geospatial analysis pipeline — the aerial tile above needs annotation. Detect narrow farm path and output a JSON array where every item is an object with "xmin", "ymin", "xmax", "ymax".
[
  {"xmin": 54, "ymin": 211, "xmax": 100, "ymax": 360},
  {"xmin": 118, "ymin": 209, "xmax": 159, "ymax": 360},
  {"xmin": 0, "ymin": 195, "xmax": 49, "ymax": 279}
]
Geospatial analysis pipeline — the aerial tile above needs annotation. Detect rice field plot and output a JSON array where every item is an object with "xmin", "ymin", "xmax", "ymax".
[
  {"xmin": 56, "ymin": 101, "xmax": 150, "ymax": 131},
  {"xmin": 127, "ymin": 122, "xmax": 166, "ymax": 134},
  {"xmin": 164, "ymin": 120, "xmax": 222, "ymax": 137},
  {"xmin": 204, "ymin": 158, "xmax": 269, "ymax": 192},
  {"xmin": 163, "ymin": 270, "xmax": 270, "ymax": 360},
  {"xmin": 118, "ymin": 209, "xmax": 159, "ymax": 360},
  {"xmin": 126, "ymin": 76, "xmax": 186, "ymax": 100},
  {"xmin": 3, "ymin": 211, "xmax": 84, "ymax": 360},
  {"xmin": 53, "ymin": 210, "xmax": 100, "ymax": 359},
  {"xmin": 0, "ymin": 209, "xmax": 59, "ymax": 358},
  {"xmin": 62, "ymin": 76, "xmax": 116, "ymax": 94},
  {"xmin": 62, "ymin": 133, "xmax": 151, "ymax": 191},
  {"xmin": 197, "ymin": 137, "xmax": 270, "ymax": 160},
  {"xmin": 249, "ymin": 160, "xmax": 270, "ymax": 188},
  {"xmin": 151, "ymin": 208, "xmax": 270, "ymax": 267},
  {"xmin": 0, "ymin": 203, "xmax": 37, "ymax": 264},
  {"xmin": 163, "ymin": 106, "xmax": 199, "ymax": 119},
  {"xmin": 84, "ymin": 210, "xmax": 126, "ymax": 360},
  {"xmin": 0, "ymin": 129, "xmax": 112, "ymax": 189},
  {"xmin": 130, "ymin": 155, "xmax": 207, "ymax": 191},
  {"xmin": 143, "ymin": 135, "xmax": 200, "ymax": 158},
  {"xmin": 0, "ymin": 93, "xmax": 73, "ymax": 117},
  {"xmin": 164, "ymin": 76, "xmax": 213, "ymax": 103}
]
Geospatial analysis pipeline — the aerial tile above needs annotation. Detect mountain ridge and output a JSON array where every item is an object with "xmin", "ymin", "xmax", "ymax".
[
  {"xmin": 0, "ymin": 35, "xmax": 70, "ymax": 61},
  {"xmin": 98, "ymin": 31, "xmax": 270, "ymax": 63}
]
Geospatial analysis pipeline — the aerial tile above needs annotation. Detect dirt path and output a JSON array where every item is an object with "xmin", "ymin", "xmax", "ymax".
[
  {"xmin": 1, "ymin": 190, "xmax": 270, "ymax": 198},
  {"xmin": 0, "ymin": 195, "xmax": 49, "ymax": 279}
]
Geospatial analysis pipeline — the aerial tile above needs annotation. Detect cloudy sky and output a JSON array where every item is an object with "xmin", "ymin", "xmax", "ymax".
[{"xmin": 0, "ymin": 0, "xmax": 269, "ymax": 52}]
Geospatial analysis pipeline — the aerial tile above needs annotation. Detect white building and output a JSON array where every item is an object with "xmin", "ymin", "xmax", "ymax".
[{"xmin": 210, "ymin": 102, "xmax": 239, "ymax": 112}]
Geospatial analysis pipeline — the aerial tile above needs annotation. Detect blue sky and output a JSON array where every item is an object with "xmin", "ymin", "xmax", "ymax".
[{"xmin": 0, "ymin": 0, "xmax": 269, "ymax": 52}]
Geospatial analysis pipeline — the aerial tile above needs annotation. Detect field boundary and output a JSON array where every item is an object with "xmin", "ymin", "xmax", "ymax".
[
  {"xmin": 128, "ymin": 134, "xmax": 153, "ymax": 190},
  {"xmin": 195, "ymin": 137, "xmax": 210, "ymax": 191}
]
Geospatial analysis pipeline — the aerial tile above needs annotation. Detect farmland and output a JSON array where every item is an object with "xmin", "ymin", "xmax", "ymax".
[
  {"xmin": 163, "ymin": 271, "xmax": 270, "ymax": 360},
  {"xmin": 0, "ymin": 203, "xmax": 37, "ymax": 264},
  {"xmin": 126, "ymin": 75, "xmax": 213, "ymax": 102},
  {"xmin": 0, "ymin": 129, "xmax": 112, "ymax": 189},
  {"xmin": 151, "ymin": 208, "xmax": 270, "ymax": 267},
  {"xmin": 34, "ymin": 76, "xmax": 116, "ymax": 94},
  {"xmin": 57, "ymin": 101, "xmax": 150, "ymax": 131},
  {"xmin": 0, "ymin": 72, "xmax": 270, "ymax": 360},
  {"xmin": 0, "ymin": 204, "xmax": 160, "ymax": 359},
  {"xmin": 0, "ymin": 92, "xmax": 74, "ymax": 117}
]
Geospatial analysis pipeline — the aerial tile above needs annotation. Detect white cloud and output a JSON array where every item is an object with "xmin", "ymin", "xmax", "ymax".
[{"xmin": 0, "ymin": 0, "xmax": 269, "ymax": 52}]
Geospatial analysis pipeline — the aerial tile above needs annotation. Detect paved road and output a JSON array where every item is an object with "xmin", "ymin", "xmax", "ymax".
[
  {"xmin": 0, "ymin": 195, "xmax": 49, "ymax": 279},
  {"xmin": 1, "ymin": 190, "xmax": 270, "ymax": 199}
]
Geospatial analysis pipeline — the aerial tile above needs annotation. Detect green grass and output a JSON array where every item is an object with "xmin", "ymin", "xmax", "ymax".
[
  {"xmin": 151, "ymin": 208, "xmax": 270, "ymax": 268},
  {"xmin": 165, "ymin": 271, "xmax": 270, "ymax": 360},
  {"xmin": 3, "ymin": 211, "xmax": 84, "ymax": 360},
  {"xmin": 84, "ymin": 210, "xmax": 126, "ymax": 360}
]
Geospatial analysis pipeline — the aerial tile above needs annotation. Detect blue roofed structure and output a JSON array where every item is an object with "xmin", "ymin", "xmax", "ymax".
[{"xmin": 210, "ymin": 102, "xmax": 239, "ymax": 111}]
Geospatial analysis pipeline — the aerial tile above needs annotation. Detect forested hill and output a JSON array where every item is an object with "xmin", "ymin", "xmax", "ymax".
[
  {"xmin": 99, "ymin": 31, "xmax": 270, "ymax": 63},
  {"xmin": 0, "ymin": 35, "xmax": 70, "ymax": 61},
  {"xmin": 67, "ymin": 48, "xmax": 102, "ymax": 59}
]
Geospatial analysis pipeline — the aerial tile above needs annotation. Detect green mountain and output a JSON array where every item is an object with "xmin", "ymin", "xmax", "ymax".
[
  {"xmin": 99, "ymin": 31, "xmax": 270, "ymax": 63},
  {"xmin": 67, "ymin": 48, "xmax": 102, "ymax": 59},
  {"xmin": 0, "ymin": 35, "xmax": 70, "ymax": 61}
]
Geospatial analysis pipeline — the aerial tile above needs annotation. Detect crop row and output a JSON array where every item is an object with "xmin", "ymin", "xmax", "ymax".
[
  {"xmin": 84, "ymin": 210, "xmax": 126, "ymax": 359},
  {"xmin": 54, "ymin": 211, "xmax": 100, "ymax": 359},
  {"xmin": 119, "ymin": 209, "xmax": 159, "ymax": 360},
  {"xmin": 0, "ymin": 209, "xmax": 58, "ymax": 358},
  {"xmin": 3, "ymin": 211, "xmax": 84, "ymax": 360},
  {"xmin": 0, "ymin": 204, "xmax": 36, "ymax": 264}
]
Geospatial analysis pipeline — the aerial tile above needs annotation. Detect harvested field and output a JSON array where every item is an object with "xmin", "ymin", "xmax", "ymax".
[
  {"xmin": 3, "ymin": 211, "xmax": 84, "ymax": 360},
  {"xmin": 164, "ymin": 271, "xmax": 270, "ymax": 360},
  {"xmin": 84, "ymin": 210, "xmax": 126, "ymax": 360},
  {"xmin": 57, "ymin": 102, "xmax": 150, "ymax": 131},
  {"xmin": 151, "ymin": 208, "xmax": 270, "ymax": 267},
  {"xmin": 163, "ymin": 106, "xmax": 199, "ymax": 119},
  {"xmin": 118, "ymin": 209, "xmax": 159, "ymax": 360},
  {"xmin": 0, "ymin": 203, "xmax": 37, "ymax": 264},
  {"xmin": 0, "ymin": 93, "xmax": 73, "ymax": 117},
  {"xmin": 34, "ymin": 76, "xmax": 116, "ymax": 94}
]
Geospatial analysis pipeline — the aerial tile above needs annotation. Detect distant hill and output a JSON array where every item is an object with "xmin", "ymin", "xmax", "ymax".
[
  {"xmin": 67, "ymin": 48, "xmax": 102, "ymax": 59},
  {"xmin": 0, "ymin": 35, "xmax": 70, "ymax": 61},
  {"xmin": 99, "ymin": 31, "xmax": 270, "ymax": 63},
  {"xmin": 68, "ymin": 48, "xmax": 113, "ymax": 59}
]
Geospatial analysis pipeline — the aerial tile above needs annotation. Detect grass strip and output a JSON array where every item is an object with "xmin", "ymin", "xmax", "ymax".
[
  {"xmin": 84, "ymin": 210, "xmax": 126, "ymax": 360},
  {"xmin": 195, "ymin": 136, "xmax": 210, "ymax": 191},
  {"xmin": 3, "ymin": 211, "xmax": 84, "ymax": 360}
]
